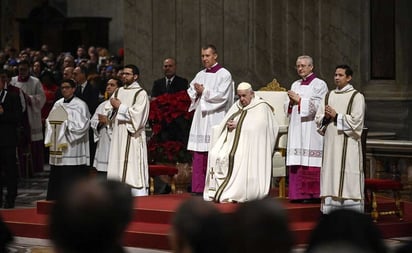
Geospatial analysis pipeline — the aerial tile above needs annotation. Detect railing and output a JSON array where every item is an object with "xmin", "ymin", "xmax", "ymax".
[{"xmin": 365, "ymin": 138, "xmax": 412, "ymax": 185}]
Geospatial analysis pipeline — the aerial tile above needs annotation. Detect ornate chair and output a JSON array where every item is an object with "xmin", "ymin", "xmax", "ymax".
[
  {"xmin": 256, "ymin": 79, "xmax": 289, "ymax": 198},
  {"xmin": 148, "ymin": 164, "xmax": 178, "ymax": 195},
  {"xmin": 362, "ymin": 128, "xmax": 404, "ymax": 222}
]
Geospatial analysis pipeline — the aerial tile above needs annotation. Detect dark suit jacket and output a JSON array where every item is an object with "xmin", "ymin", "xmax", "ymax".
[
  {"xmin": 75, "ymin": 81, "xmax": 99, "ymax": 115},
  {"xmin": 151, "ymin": 75, "xmax": 188, "ymax": 97},
  {"xmin": 0, "ymin": 90, "xmax": 22, "ymax": 147},
  {"xmin": 54, "ymin": 88, "xmax": 62, "ymax": 103}
]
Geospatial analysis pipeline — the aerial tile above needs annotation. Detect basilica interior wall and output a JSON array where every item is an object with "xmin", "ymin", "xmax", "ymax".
[
  {"xmin": 124, "ymin": 0, "xmax": 412, "ymax": 140},
  {"xmin": 124, "ymin": 0, "xmax": 364, "ymax": 91},
  {"xmin": 1, "ymin": 0, "xmax": 411, "ymax": 140}
]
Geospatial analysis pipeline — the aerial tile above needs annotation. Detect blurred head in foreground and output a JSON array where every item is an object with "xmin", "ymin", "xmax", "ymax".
[{"xmin": 49, "ymin": 178, "xmax": 133, "ymax": 253}]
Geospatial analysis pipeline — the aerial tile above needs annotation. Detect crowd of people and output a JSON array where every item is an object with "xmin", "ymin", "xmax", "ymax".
[
  {"xmin": 0, "ymin": 42, "xmax": 410, "ymax": 253},
  {"xmin": 0, "ymin": 42, "xmax": 366, "ymax": 208},
  {"xmin": 0, "ymin": 44, "xmax": 126, "ymax": 206}
]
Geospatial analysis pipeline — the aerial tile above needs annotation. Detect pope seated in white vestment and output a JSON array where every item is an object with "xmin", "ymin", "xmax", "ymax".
[{"xmin": 204, "ymin": 82, "xmax": 279, "ymax": 203}]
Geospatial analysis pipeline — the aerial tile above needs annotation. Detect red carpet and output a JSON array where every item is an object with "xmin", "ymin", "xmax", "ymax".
[{"xmin": 1, "ymin": 193, "xmax": 412, "ymax": 250}]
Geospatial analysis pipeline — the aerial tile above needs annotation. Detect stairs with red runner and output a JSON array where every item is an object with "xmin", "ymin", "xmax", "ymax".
[{"xmin": 1, "ymin": 194, "xmax": 412, "ymax": 250}]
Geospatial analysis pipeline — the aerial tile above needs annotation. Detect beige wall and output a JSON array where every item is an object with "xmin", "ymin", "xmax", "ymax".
[
  {"xmin": 124, "ymin": 0, "xmax": 366, "ymax": 91},
  {"xmin": 124, "ymin": 0, "xmax": 412, "ymax": 139}
]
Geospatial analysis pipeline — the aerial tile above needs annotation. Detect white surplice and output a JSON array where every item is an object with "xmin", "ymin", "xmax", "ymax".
[
  {"xmin": 45, "ymin": 97, "xmax": 90, "ymax": 166},
  {"xmin": 187, "ymin": 65, "xmax": 234, "ymax": 152},
  {"xmin": 285, "ymin": 77, "xmax": 328, "ymax": 167},
  {"xmin": 11, "ymin": 76, "xmax": 46, "ymax": 141},
  {"xmin": 105, "ymin": 82, "xmax": 149, "ymax": 194},
  {"xmin": 91, "ymin": 100, "xmax": 112, "ymax": 172},
  {"xmin": 204, "ymin": 96, "xmax": 279, "ymax": 203},
  {"xmin": 315, "ymin": 84, "xmax": 365, "ymax": 214}
]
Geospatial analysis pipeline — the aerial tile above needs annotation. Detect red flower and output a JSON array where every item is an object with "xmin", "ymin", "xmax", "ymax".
[{"xmin": 148, "ymin": 91, "xmax": 193, "ymax": 164}]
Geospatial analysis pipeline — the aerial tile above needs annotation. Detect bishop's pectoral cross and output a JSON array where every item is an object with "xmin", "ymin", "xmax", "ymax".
[
  {"xmin": 208, "ymin": 167, "xmax": 216, "ymax": 191},
  {"xmin": 210, "ymin": 168, "xmax": 215, "ymax": 179}
]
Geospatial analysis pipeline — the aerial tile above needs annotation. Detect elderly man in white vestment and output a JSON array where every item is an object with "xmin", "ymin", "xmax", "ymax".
[
  {"xmin": 203, "ymin": 82, "xmax": 279, "ymax": 203},
  {"xmin": 285, "ymin": 55, "xmax": 328, "ymax": 203},
  {"xmin": 45, "ymin": 79, "xmax": 90, "ymax": 200},
  {"xmin": 315, "ymin": 65, "xmax": 365, "ymax": 214},
  {"xmin": 105, "ymin": 64, "xmax": 150, "ymax": 196}
]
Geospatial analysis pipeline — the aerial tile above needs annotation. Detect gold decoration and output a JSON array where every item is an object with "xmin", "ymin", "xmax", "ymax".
[
  {"xmin": 174, "ymin": 162, "xmax": 192, "ymax": 194},
  {"xmin": 259, "ymin": 79, "xmax": 286, "ymax": 91}
]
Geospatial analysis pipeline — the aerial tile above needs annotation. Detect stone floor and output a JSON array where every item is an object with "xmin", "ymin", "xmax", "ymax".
[
  {"xmin": 8, "ymin": 237, "xmax": 167, "ymax": 253},
  {"xmin": 13, "ymin": 171, "xmax": 49, "ymax": 209}
]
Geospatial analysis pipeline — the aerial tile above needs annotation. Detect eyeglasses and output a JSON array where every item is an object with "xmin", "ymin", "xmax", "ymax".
[{"xmin": 295, "ymin": 64, "xmax": 310, "ymax": 69}]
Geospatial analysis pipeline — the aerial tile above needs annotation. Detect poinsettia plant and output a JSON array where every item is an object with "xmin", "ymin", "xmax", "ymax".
[{"xmin": 148, "ymin": 90, "xmax": 193, "ymax": 164}]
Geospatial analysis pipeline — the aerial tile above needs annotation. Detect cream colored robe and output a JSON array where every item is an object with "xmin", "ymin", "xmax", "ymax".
[
  {"xmin": 105, "ymin": 82, "xmax": 149, "ymax": 192},
  {"xmin": 315, "ymin": 84, "xmax": 365, "ymax": 213},
  {"xmin": 204, "ymin": 96, "xmax": 279, "ymax": 203}
]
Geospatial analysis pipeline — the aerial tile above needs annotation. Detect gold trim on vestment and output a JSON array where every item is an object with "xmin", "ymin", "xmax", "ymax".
[
  {"xmin": 49, "ymin": 121, "xmax": 64, "ymax": 124},
  {"xmin": 336, "ymin": 90, "xmax": 359, "ymax": 197},
  {"xmin": 215, "ymin": 109, "xmax": 247, "ymax": 202},
  {"xmin": 116, "ymin": 87, "xmax": 144, "ymax": 184},
  {"xmin": 49, "ymin": 151, "xmax": 63, "ymax": 155}
]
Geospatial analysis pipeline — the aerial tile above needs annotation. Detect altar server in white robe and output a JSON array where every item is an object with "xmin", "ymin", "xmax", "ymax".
[
  {"xmin": 187, "ymin": 44, "xmax": 234, "ymax": 195},
  {"xmin": 105, "ymin": 64, "xmax": 150, "ymax": 196},
  {"xmin": 90, "ymin": 78, "xmax": 122, "ymax": 176},
  {"xmin": 11, "ymin": 60, "xmax": 46, "ymax": 175},
  {"xmin": 45, "ymin": 79, "xmax": 90, "ymax": 200},
  {"xmin": 285, "ymin": 55, "xmax": 328, "ymax": 202},
  {"xmin": 204, "ymin": 82, "xmax": 279, "ymax": 203},
  {"xmin": 315, "ymin": 65, "xmax": 365, "ymax": 214}
]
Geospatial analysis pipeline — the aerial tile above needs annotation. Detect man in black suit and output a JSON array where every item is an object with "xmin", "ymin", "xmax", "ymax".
[
  {"xmin": 150, "ymin": 58, "xmax": 189, "ymax": 194},
  {"xmin": 151, "ymin": 58, "xmax": 188, "ymax": 98},
  {"xmin": 0, "ymin": 72, "xmax": 22, "ymax": 208},
  {"xmin": 73, "ymin": 65, "xmax": 99, "ymax": 115},
  {"xmin": 73, "ymin": 65, "xmax": 99, "ymax": 166},
  {"xmin": 151, "ymin": 58, "xmax": 190, "ymax": 144}
]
